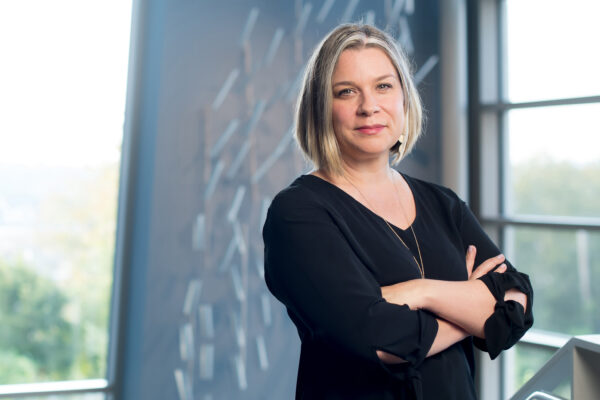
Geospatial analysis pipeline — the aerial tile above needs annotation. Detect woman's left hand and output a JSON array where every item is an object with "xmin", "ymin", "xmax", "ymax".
[
  {"xmin": 466, "ymin": 245, "xmax": 507, "ymax": 280},
  {"xmin": 381, "ymin": 246, "xmax": 507, "ymax": 310},
  {"xmin": 380, "ymin": 279, "xmax": 426, "ymax": 310},
  {"xmin": 466, "ymin": 246, "xmax": 527, "ymax": 312}
]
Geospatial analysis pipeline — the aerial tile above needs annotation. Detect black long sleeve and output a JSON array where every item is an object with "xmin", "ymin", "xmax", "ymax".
[
  {"xmin": 264, "ymin": 184, "xmax": 439, "ymax": 366},
  {"xmin": 456, "ymin": 200, "xmax": 534, "ymax": 358},
  {"xmin": 263, "ymin": 174, "xmax": 534, "ymax": 399}
]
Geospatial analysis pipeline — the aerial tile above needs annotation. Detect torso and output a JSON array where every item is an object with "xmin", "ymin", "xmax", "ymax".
[
  {"xmin": 268, "ymin": 173, "xmax": 477, "ymax": 399},
  {"xmin": 310, "ymin": 169, "xmax": 417, "ymax": 230}
]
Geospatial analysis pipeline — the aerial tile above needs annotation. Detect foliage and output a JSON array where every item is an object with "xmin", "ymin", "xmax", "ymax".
[
  {"xmin": 511, "ymin": 159, "xmax": 600, "ymax": 217},
  {"xmin": 0, "ymin": 349, "xmax": 37, "ymax": 383},
  {"xmin": 510, "ymin": 160, "xmax": 600, "ymax": 335},
  {"xmin": 514, "ymin": 345, "xmax": 570, "ymax": 397},
  {"xmin": 0, "ymin": 260, "xmax": 74, "ymax": 383},
  {"xmin": 0, "ymin": 163, "xmax": 118, "ymax": 384},
  {"xmin": 36, "ymin": 165, "xmax": 118, "ymax": 379}
]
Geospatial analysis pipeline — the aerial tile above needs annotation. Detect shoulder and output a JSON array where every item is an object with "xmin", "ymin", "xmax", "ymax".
[
  {"xmin": 269, "ymin": 176, "xmax": 323, "ymax": 213},
  {"xmin": 403, "ymin": 174, "xmax": 464, "ymax": 206},
  {"xmin": 266, "ymin": 175, "xmax": 333, "ymax": 226},
  {"xmin": 263, "ymin": 175, "xmax": 340, "ymax": 244},
  {"xmin": 403, "ymin": 174, "xmax": 469, "ymax": 227}
]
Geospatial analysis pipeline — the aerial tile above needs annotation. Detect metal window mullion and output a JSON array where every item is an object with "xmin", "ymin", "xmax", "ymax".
[
  {"xmin": 497, "ymin": 0, "xmax": 508, "ymax": 103},
  {"xmin": 496, "ymin": 3, "xmax": 508, "ymax": 398},
  {"xmin": 481, "ymin": 95, "xmax": 600, "ymax": 111},
  {"xmin": 497, "ymin": 109, "xmax": 506, "ymax": 250},
  {"xmin": 497, "ymin": 0, "xmax": 507, "ymax": 220},
  {"xmin": 471, "ymin": 1, "xmax": 505, "ymax": 399},
  {"xmin": 467, "ymin": 0, "xmax": 482, "ymax": 216},
  {"xmin": 482, "ymin": 217, "xmax": 600, "ymax": 231},
  {"xmin": 520, "ymin": 330, "xmax": 571, "ymax": 350},
  {"xmin": 106, "ymin": 1, "xmax": 144, "ymax": 399}
]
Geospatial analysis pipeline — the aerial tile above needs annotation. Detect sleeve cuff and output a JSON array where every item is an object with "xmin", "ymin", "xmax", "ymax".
[{"xmin": 476, "ymin": 272, "xmax": 534, "ymax": 359}]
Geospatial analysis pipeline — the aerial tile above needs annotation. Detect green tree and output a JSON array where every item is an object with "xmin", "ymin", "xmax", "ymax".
[
  {"xmin": 36, "ymin": 164, "xmax": 119, "ymax": 379},
  {"xmin": 511, "ymin": 159, "xmax": 600, "ymax": 334},
  {"xmin": 0, "ymin": 350, "xmax": 37, "ymax": 383},
  {"xmin": 0, "ymin": 260, "xmax": 75, "ymax": 383},
  {"xmin": 508, "ymin": 159, "xmax": 600, "ymax": 389},
  {"xmin": 512, "ymin": 159, "xmax": 600, "ymax": 217}
]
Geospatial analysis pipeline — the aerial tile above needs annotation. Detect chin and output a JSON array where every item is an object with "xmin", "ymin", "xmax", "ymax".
[
  {"xmin": 357, "ymin": 140, "xmax": 397, "ymax": 155},
  {"xmin": 348, "ymin": 147, "xmax": 392, "ymax": 160}
]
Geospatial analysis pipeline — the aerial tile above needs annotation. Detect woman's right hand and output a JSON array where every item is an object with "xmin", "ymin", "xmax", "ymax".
[{"xmin": 466, "ymin": 245, "xmax": 507, "ymax": 280}]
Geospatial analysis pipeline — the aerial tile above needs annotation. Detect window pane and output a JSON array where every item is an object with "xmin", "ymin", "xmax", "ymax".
[
  {"xmin": 506, "ymin": 104, "xmax": 600, "ymax": 218},
  {"xmin": 0, "ymin": 1, "xmax": 131, "ymax": 385},
  {"xmin": 505, "ymin": 227, "xmax": 600, "ymax": 335},
  {"xmin": 506, "ymin": 0, "xmax": 600, "ymax": 102},
  {"xmin": 510, "ymin": 344, "xmax": 569, "ymax": 399}
]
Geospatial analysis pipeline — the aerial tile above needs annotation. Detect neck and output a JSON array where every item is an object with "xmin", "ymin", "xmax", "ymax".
[{"xmin": 338, "ymin": 154, "xmax": 395, "ymax": 187}]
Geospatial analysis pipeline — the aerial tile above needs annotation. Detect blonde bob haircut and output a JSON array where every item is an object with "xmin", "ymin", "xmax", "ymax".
[{"xmin": 295, "ymin": 23, "xmax": 423, "ymax": 176}]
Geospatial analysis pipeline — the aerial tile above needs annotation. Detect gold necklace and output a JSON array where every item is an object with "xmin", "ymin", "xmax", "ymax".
[{"xmin": 342, "ymin": 172, "xmax": 425, "ymax": 279}]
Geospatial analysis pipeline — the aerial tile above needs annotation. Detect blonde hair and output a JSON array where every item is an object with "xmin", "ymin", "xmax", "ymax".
[{"xmin": 295, "ymin": 23, "xmax": 423, "ymax": 175}]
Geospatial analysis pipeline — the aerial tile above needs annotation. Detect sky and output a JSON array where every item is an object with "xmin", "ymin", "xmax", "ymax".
[
  {"xmin": 506, "ymin": 0, "xmax": 600, "ymax": 166},
  {"xmin": 0, "ymin": 1, "xmax": 132, "ymax": 168}
]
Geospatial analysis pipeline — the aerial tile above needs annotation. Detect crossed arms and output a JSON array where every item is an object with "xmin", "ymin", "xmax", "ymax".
[{"xmin": 377, "ymin": 246, "xmax": 528, "ymax": 363}]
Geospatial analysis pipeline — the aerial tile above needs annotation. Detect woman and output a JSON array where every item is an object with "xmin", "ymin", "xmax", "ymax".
[{"xmin": 263, "ymin": 24, "xmax": 533, "ymax": 399}]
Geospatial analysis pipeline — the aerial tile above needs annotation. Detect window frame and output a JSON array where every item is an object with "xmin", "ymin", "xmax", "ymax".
[
  {"xmin": 468, "ymin": 0, "xmax": 600, "ymax": 399},
  {"xmin": 0, "ymin": 0, "xmax": 139, "ymax": 398}
]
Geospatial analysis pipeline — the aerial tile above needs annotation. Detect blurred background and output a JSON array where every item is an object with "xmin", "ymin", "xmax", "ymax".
[{"xmin": 0, "ymin": 0, "xmax": 598, "ymax": 399}]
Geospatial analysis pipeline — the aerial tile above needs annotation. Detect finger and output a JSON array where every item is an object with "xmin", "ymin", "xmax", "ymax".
[
  {"xmin": 471, "ymin": 254, "xmax": 505, "ymax": 279},
  {"xmin": 480, "ymin": 254, "xmax": 505, "ymax": 273},
  {"xmin": 465, "ymin": 245, "xmax": 476, "ymax": 277}
]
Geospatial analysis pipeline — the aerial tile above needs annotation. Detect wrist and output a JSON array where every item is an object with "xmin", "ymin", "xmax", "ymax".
[
  {"xmin": 420, "ymin": 279, "xmax": 435, "ymax": 310},
  {"xmin": 421, "ymin": 279, "xmax": 458, "ymax": 313}
]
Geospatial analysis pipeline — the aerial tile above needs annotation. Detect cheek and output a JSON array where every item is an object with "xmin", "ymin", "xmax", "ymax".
[
  {"xmin": 391, "ymin": 94, "xmax": 405, "ymax": 114},
  {"xmin": 389, "ymin": 98, "xmax": 406, "ymax": 127},
  {"xmin": 331, "ymin": 104, "xmax": 353, "ymax": 132}
]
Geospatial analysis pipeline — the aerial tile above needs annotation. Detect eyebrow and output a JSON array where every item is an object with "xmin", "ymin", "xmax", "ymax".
[{"xmin": 332, "ymin": 74, "xmax": 397, "ymax": 87}]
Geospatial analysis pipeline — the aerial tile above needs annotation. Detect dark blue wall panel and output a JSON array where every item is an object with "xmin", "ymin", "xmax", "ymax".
[{"xmin": 118, "ymin": 1, "xmax": 440, "ymax": 399}]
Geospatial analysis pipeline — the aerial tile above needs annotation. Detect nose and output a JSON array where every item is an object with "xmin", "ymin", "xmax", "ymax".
[{"xmin": 357, "ymin": 91, "xmax": 380, "ymax": 115}]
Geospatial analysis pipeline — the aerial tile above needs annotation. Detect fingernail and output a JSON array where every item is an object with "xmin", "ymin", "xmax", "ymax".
[
  {"xmin": 497, "ymin": 254, "xmax": 505, "ymax": 259},
  {"xmin": 469, "ymin": 245, "xmax": 475, "ymax": 253}
]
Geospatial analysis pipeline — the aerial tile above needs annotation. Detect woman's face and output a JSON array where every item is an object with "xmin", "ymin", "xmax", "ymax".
[{"xmin": 331, "ymin": 47, "xmax": 405, "ymax": 163}]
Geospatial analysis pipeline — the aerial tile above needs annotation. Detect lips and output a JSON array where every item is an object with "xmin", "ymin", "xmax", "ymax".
[{"xmin": 356, "ymin": 124, "xmax": 385, "ymax": 135}]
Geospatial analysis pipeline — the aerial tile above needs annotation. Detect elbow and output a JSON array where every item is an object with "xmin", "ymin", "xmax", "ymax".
[
  {"xmin": 504, "ymin": 288, "xmax": 528, "ymax": 313},
  {"xmin": 376, "ymin": 349, "xmax": 406, "ymax": 364}
]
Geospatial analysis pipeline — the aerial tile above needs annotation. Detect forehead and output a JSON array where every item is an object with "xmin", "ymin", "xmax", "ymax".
[{"xmin": 332, "ymin": 47, "xmax": 398, "ymax": 81}]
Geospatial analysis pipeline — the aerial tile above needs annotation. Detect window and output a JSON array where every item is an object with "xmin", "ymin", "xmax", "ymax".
[
  {"xmin": 471, "ymin": 0, "xmax": 600, "ymax": 398},
  {"xmin": 0, "ymin": 1, "xmax": 132, "ymax": 398}
]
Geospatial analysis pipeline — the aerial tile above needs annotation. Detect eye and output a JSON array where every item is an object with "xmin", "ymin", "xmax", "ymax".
[
  {"xmin": 377, "ymin": 83, "xmax": 393, "ymax": 90},
  {"xmin": 335, "ymin": 88, "xmax": 354, "ymax": 97}
]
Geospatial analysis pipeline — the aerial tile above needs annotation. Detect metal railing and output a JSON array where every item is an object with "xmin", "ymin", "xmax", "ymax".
[
  {"xmin": 0, "ymin": 379, "xmax": 110, "ymax": 399},
  {"xmin": 525, "ymin": 391, "xmax": 567, "ymax": 400}
]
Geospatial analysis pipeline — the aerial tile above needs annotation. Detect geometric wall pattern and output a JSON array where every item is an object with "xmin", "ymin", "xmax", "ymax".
[
  {"xmin": 129, "ymin": 1, "xmax": 439, "ymax": 399},
  {"xmin": 173, "ymin": 1, "xmax": 440, "ymax": 398}
]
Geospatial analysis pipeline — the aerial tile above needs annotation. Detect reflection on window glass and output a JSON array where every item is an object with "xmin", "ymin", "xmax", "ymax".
[
  {"xmin": 505, "ymin": 227, "xmax": 600, "ymax": 335},
  {"xmin": 506, "ymin": 0, "xmax": 600, "ymax": 102},
  {"xmin": 0, "ymin": 1, "xmax": 131, "ymax": 385},
  {"xmin": 506, "ymin": 104, "xmax": 600, "ymax": 218}
]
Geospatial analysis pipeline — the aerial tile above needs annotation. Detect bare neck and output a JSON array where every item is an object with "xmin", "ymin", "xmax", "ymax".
[{"xmin": 315, "ymin": 154, "xmax": 399, "ymax": 188}]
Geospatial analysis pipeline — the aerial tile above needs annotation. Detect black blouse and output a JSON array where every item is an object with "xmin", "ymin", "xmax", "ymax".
[{"xmin": 263, "ymin": 174, "xmax": 533, "ymax": 399}]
